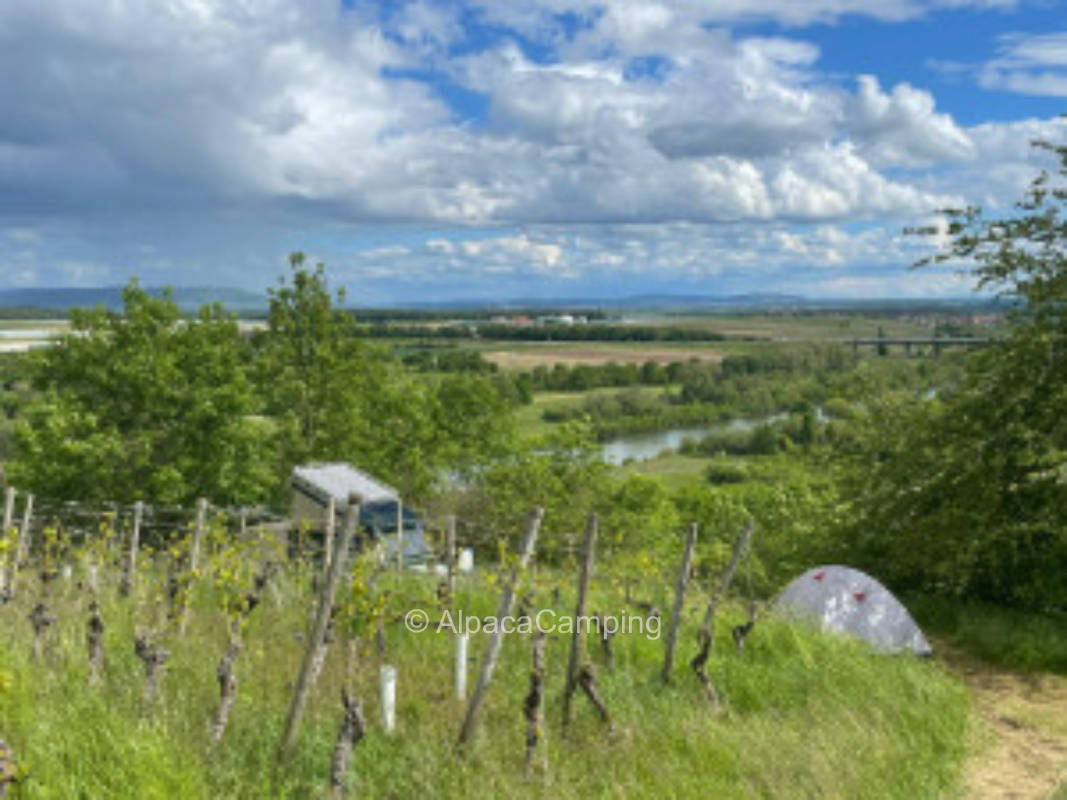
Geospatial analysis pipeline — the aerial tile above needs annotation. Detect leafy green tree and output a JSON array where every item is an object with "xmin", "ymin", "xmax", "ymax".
[
  {"xmin": 256, "ymin": 253, "xmax": 373, "ymax": 474},
  {"xmin": 10, "ymin": 283, "xmax": 273, "ymax": 505},
  {"xmin": 837, "ymin": 139, "xmax": 1067, "ymax": 609},
  {"xmin": 256, "ymin": 254, "xmax": 516, "ymax": 499},
  {"xmin": 457, "ymin": 421, "xmax": 609, "ymax": 560}
]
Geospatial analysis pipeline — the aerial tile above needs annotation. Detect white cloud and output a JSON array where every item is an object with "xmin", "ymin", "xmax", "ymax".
[
  {"xmin": 0, "ymin": 0, "xmax": 990, "ymax": 232},
  {"xmin": 425, "ymin": 239, "xmax": 456, "ymax": 254},
  {"xmin": 846, "ymin": 75, "xmax": 975, "ymax": 166},
  {"xmin": 4, "ymin": 227, "xmax": 40, "ymax": 245},
  {"xmin": 359, "ymin": 245, "xmax": 412, "ymax": 259},
  {"xmin": 457, "ymin": 234, "xmax": 568, "ymax": 272},
  {"xmin": 472, "ymin": 1, "xmax": 1020, "ymax": 39},
  {"xmin": 978, "ymin": 32, "xmax": 1067, "ymax": 97},
  {"xmin": 0, "ymin": 0, "xmax": 1052, "ymax": 299}
]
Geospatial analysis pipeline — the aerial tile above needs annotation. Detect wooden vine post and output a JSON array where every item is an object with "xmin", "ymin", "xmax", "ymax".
[
  {"xmin": 178, "ymin": 498, "xmax": 208, "ymax": 634},
  {"xmin": 395, "ymin": 499, "xmax": 404, "ymax": 572},
  {"xmin": 1, "ymin": 492, "xmax": 33, "ymax": 601},
  {"xmin": 17, "ymin": 493, "xmax": 33, "ymax": 565},
  {"xmin": 278, "ymin": 494, "xmax": 361, "ymax": 766},
  {"xmin": 87, "ymin": 599, "xmax": 105, "ymax": 685},
  {"xmin": 562, "ymin": 512, "xmax": 597, "ymax": 732},
  {"xmin": 458, "ymin": 506, "xmax": 543, "ymax": 748},
  {"xmin": 446, "ymin": 514, "xmax": 457, "ymax": 597},
  {"xmin": 691, "ymin": 521, "xmax": 754, "ymax": 711},
  {"xmin": 662, "ymin": 523, "xmax": 698, "ymax": 683},
  {"xmin": 523, "ymin": 631, "xmax": 547, "ymax": 776},
  {"xmin": 329, "ymin": 688, "xmax": 366, "ymax": 797},
  {"xmin": 1, "ymin": 487, "xmax": 13, "ymax": 537},
  {"xmin": 322, "ymin": 496, "xmax": 336, "ymax": 574},
  {"xmin": 5, "ymin": 492, "xmax": 33, "ymax": 599},
  {"xmin": 190, "ymin": 497, "xmax": 207, "ymax": 572},
  {"xmin": 0, "ymin": 486, "xmax": 14, "ymax": 598},
  {"xmin": 120, "ymin": 501, "xmax": 143, "ymax": 598}
]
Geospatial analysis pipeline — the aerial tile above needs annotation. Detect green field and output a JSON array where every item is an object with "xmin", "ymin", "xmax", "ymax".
[{"xmin": 0, "ymin": 564, "xmax": 974, "ymax": 799}]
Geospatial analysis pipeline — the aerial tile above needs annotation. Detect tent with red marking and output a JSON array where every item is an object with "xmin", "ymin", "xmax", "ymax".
[{"xmin": 774, "ymin": 565, "xmax": 932, "ymax": 656}]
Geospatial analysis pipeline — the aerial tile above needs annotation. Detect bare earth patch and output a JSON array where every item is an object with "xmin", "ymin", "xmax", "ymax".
[
  {"xmin": 483, "ymin": 346, "xmax": 722, "ymax": 369},
  {"xmin": 940, "ymin": 646, "xmax": 1067, "ymax": 799}
]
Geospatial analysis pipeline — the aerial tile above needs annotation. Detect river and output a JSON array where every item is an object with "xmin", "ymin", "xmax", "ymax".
[{"xmin": 600, "ymin": 414, "xmax": 788, "ymax": 465}]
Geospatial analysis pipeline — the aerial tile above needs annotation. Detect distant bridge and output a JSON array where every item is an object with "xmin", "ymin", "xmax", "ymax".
[{"xmin": 850, "ymin": 337, "xmax": 994, "ymax": 356}]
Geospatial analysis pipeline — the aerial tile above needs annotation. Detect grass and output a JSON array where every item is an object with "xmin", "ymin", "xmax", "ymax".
[
  {"xmin": 0, "ymin": 563, "xmax": 973, "ymax": 799},
  {"xmin": 906, "ymin": 594, "xmax": 1067, "ymax": 674},
  {"xmin": 514, "ymin": 386, "xmax": 675, "ymax": 440},
  {"xmin": 632, "ymin": 312, "xmax": 1002, "ymax": 341},
  {"xmin": 618, "ymin": 452, "xmax": 710, "ymax": 491},
  {"xmin": 619, "ymin": 451, "xmax": 828, "ymax": 494}
]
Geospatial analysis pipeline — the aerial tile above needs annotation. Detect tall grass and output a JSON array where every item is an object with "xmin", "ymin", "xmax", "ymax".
[
  {"xmin": 907, "ymin": 594, "xmax": 1067, "ymax": 674},
  {"xmin": 0, "ymin": 568, "xmax": 971, "ymax": 798}
]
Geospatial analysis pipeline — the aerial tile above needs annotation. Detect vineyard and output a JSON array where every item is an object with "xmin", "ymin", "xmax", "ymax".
[{"xmin": 0, "ymin": 488, "xmax": 970, "ymax": 799}]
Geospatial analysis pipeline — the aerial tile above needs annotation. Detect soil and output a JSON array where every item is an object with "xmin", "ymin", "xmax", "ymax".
[{"xmin": 940, "ymin": 646, "xmax": 1067, "ymax": 799}]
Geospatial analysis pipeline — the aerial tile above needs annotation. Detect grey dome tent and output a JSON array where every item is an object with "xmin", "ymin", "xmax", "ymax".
[{"xmin": 774, "ymin": 565, "xmax": 932, "ymax": 656}]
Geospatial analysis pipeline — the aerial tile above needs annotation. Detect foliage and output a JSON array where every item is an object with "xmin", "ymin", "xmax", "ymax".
[
  {"xmin": 9, "ymin": 283, "xmax": 273, "ymax": 505},
  {"xmin": 906, "ymin": 594, "xmax": 1067, "ymax": 673},
  {"xmin": 673, "ymin": 473, "xmax": 841, "ymax": 594},
  {"xmin": 524, "ymin": 359, "xmax": 681, "ymax": 392},
  {"xmin": 256, "ymin": 252, "xmax": 368, "ymax": 473},
  {"xmin": 456, "ymin": 421, "xmax": 610, "ymax": 562},
  {"xmin": 836, "ymin": 139, "xmax": 1067, "ymax": 611},
  {"xmin": 255, "ymin": 254, "xmax": 516, "ymax": 499},
  {"xmin": 7, "ymin": 255, "xmax": 519, "ymax": 505}
]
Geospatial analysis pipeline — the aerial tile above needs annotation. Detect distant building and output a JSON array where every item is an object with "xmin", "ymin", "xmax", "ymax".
[{"xmin": 535, "ymin": 313, "xmax": 583, "ymax": 326}]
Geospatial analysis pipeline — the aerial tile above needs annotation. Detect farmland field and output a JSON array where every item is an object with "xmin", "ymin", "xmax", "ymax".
[{"xmin": 481, "ymin": 343, "xmax": 723, "ymax": 370}]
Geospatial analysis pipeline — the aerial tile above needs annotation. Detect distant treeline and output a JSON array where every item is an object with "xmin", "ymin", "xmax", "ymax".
[
  {"xmin": 242, "ymin": 308, "xmax": 611, "ymax": 323},
  {"xmin": 663, "ymin": 300, "xmax": 1010, "ymax": 318},
  {"xmin": 401, "ymin": 345, "xmax": 690, "ymax": 390},
  {"xmin": 0, "ymin": 307, "xmax": 69, "ymax": 320},
  {"xmin": 402, "ymin": 344, "xmax": 868, "ymax": 402},
  {"xmin": 365, "ymin": 322, "xmax": 736, "ymax": 342}
]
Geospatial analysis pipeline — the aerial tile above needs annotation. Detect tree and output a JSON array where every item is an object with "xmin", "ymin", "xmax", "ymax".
[
  {"xmin": 458, "ymin": 421, "xmax": 609, "ymax": 561},
  {"xmin": 837, "ymin": 138, "xmax": 1067, "ymax": 610},
  {"xmin": 10, "ymin": 282, "xmax": 273, "ymax": 505},
  {"xmin": 256, "ymin": 254, "xmax": 516, "ymax": 499},
  {"xmin": 257, "ymin": 253, "xmax": 373, "ymax": 476}
]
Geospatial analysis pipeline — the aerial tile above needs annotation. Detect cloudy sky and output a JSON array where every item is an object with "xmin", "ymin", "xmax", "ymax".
[{"xmin": 2, "ymin": 0, "xmax": 1067, "ymax": 303}]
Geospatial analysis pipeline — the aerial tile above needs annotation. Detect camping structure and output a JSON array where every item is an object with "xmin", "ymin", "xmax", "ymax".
[
  {"xmin": 774, "ymin": 565, "xmax": 932, "ymax": 656},
  {"xmin": 290, "ymin": 462, "xmax": 428, "ymax": 565}
]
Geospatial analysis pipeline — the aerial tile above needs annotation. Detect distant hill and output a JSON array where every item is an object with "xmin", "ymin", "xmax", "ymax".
[
  {"xmin": 0, "ymin": 286, "xmax": 1005, "ymax": 317},
  {"xmin": 386, "ymin": 293, "xmax": 1001, "ymax": 312},
  {"xmin": 0, "ymin": 287, "xmax": 267, "ymax": 313},
  {"xmin": 384, "ymin": 293, "xmax": 808, "ymax": 311}
]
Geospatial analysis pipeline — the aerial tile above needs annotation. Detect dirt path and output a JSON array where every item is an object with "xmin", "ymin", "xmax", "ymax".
[{"xmin": 940, "ymin": 647, "xmax": 1067, "ymax": 799}]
